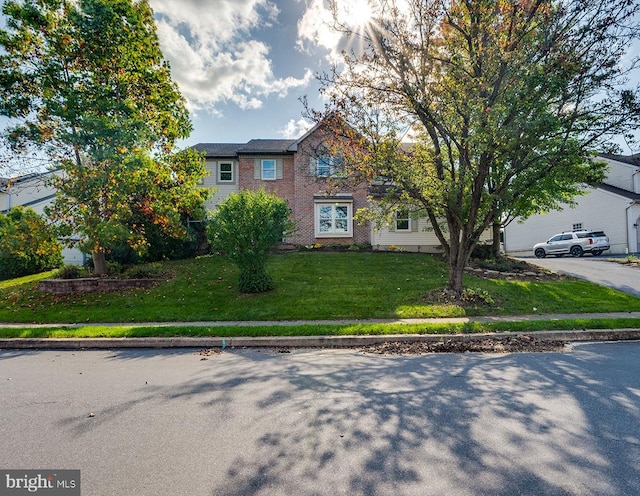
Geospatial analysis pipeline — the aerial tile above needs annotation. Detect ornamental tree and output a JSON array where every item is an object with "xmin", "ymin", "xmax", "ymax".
[
  {"xmin": 0, "ymin": 0, "xmax": 207, "ymax": 275},
  {"xmin": 207, "ymin": 190, "xmax": 294, "ymax": 293},
  {"xmin": 313, "ymin": 0, "xmax": 639, "ymax": 295}
]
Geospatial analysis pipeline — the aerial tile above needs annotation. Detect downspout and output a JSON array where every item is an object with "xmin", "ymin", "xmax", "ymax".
[{"xmin": 626, "ymin": 201, "xmax": 638, "ymax": 254}]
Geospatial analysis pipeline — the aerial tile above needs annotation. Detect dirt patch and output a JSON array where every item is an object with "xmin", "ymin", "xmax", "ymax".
[
  {"xmin": 195, "ymin": 348, "xmax": 223, "ymax": 358},
  {"xmin": 362, "ymin": 335, "xmax": 566, "ymax": 354}
]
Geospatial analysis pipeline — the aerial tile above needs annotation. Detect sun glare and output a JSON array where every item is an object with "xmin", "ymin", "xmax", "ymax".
[{"xmin": 339, "ymin": 0, "xmax": 374, "ymax": 31}]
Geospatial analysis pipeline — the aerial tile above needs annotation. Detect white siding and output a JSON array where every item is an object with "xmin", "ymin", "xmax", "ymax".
[
  {"xmin": 61, "ymin": 246, "xmax": 88, "ymax": 266},
  {"xmin": 503, "ymin": 188, "xmax": 631, "ymax": 255},
  {"xmin": 629, "ymin": 205, "xmax": 640, "ymax": 254},
  {"xmin": 372, "ymin": 217, "xmax": 492, "ymax": 252},
  {"xmin": 1, "ymin": 173, "xmax": 57, "ymax": 215},
  {"xmin": 202, "ymin": 159, "xmax": 238, "ymax": 210},
  {"xmin": 599, "ymin": 157, "xmax": 636, "ymax": 192}
]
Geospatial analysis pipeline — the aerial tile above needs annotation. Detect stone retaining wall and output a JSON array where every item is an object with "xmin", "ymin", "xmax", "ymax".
[{"xmin": 39, "ymin": 278, "xmax": 158, "ymax": 294}]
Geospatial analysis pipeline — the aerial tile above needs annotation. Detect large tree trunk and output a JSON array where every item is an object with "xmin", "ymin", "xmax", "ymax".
[
  {"xmin": 447, "ymin": 257, "xmax": 466, "ymax": 296},
  {"xmin": 92, "ymin": 251, "xmax": 108, "ymax": 276},
  {"xmin": 446, "ymin": 231, "xmax": 469, "ymax": 296},
  {"xmin": 492, "ymin": 222, "xmax": 501, "ymax": 259}
]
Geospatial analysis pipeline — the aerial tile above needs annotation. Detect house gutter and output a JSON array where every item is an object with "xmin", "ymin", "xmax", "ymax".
[{"xmin": 627, "ymin": 200, "xmax": 640, "ymax": 254}]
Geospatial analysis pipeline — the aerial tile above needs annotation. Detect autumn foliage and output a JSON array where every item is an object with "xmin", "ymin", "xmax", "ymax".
[{"xmin": 0, "ymin": 207, "xmax": 63, "ymax": 280}]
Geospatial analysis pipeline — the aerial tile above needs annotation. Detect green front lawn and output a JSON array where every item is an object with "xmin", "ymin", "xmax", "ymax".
[
  {"xmin": 2, "ymin": 318, "xmax": 640, "ymax": 339},
  {"xmin": 1, "ymin": 252, "xmax": 639, "ymax": 324}
]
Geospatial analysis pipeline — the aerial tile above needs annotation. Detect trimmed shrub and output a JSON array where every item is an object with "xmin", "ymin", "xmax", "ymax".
[{"xmin": 207, "ymin": 189, "xmax": 294, "ymax": 293}]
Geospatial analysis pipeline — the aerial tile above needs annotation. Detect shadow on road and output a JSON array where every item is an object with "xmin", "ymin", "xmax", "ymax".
[{"xmin": 53, "ymin": 345, "xmax": 640, "ymax": 495}]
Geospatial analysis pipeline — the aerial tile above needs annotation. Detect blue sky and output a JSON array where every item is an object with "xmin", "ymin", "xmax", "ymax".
[
  {"xmin": 149, "ymin": 0, "xmax": 358, "ymax": 147},
  {"xmin": 1, "ymin": 0, "xmax": 639, "ymax": 154},
  {"xmin": 0, "ymin": 0, "xmax": 362, "ymax": 151}
]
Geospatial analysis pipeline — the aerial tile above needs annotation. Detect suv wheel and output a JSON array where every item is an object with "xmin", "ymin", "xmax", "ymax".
[
  {"xmin": 570, "ymin": 246, "xmax": 583, "ymax": 257},
  {"xmin": 592, "ymin": 250, "xmax": 602, "ymax": 256},
  {"xmin": 534, "ymin": 248, "xmax": 546, "ymax": 258}
]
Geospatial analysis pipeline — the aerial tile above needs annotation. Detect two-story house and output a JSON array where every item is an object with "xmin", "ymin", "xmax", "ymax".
[
  {"xmin": 503, "ymin": 153, "xmax": 640, "ymax": 256},
  {"xmin": 195, "ymin": 124, "xmax": 489, "ymax": 252},
  {"xmin": 193, "ymin": 124, "xmax": 372, "ymax": 248}
]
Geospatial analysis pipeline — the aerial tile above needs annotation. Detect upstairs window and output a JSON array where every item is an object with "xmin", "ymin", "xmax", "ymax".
[
  {"xmin": 314, "ymin": 156, "xmax": 344, "ymax": 178},
  {"xmin": 261, "ymin": 159, "xmax": 276, "ymax": 180},
  {"xmin": 217, "ymin": 162, "xmax": 234, "ymax": 183}
]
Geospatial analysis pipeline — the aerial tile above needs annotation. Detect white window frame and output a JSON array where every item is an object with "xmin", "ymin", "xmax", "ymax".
[
  {"xmin": 217, "ymin": 161, "xmax": 234, "ymax": 183},
  {"xmin": 261, "ymin": 159, "xmax": 277, "ymax": 180},
  {"xmin": 395, "ymin": 209, "xmax": 410, "ymax": 231},
  {"xmin": 315, "ymin": 201, "xmax": 353, "ymax": 238}
]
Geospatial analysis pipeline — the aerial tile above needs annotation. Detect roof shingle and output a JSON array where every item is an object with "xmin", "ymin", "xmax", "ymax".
[{"xmin": 191, "ymin": 143, "xmax": 245, "ymax": 158}]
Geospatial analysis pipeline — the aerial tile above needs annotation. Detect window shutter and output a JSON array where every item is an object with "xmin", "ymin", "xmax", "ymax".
[
  {"xmin": 389, "ymin": 219, "xmax": 396, "ymax": 232},
  {"xmin": 411, "ymin": 218, "xmax": 419, "ymax": 232},
  {"xmin": 310, "ymin": 157, "xmax": 317, "ymax": 176},
  {"xmin": 254, "ymin": 159, "xmax": 260, "ymax": 179},
  {"xmin": 276, "ymin": 159, "xmax": 283, "ymax": 179}
]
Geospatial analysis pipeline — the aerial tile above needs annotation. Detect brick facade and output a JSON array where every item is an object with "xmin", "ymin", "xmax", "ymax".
[
  {"xmin": 194, "ymin": 126, "xmax": 371, "ymax": 247},
  {"xmin": 290, "ymin": 128, "xmax": 370, "ymax": 246}
]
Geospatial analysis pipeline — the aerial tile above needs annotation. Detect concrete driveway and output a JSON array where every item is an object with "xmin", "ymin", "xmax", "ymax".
[{"xmin": 520, "ymin": 256, "xmax": 640, "ymax": 297}]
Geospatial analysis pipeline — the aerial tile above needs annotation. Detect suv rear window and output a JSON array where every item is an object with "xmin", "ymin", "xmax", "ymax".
[
  {"xmin": 575, "ymin": 232, "xmax": 592, "ymax": 238},
  {"xmin": 589, "ymin": 231, "xmax": 606, "ymax": 237}
]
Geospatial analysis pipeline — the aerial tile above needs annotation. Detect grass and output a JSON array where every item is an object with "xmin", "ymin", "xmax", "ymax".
[
  {"xmin": 1, "ymin": 318, "xmax": 640, "ymax": 339},
  {"xmin": 1, "ymin": 252, "xmax": 639, "ymax": 328}
]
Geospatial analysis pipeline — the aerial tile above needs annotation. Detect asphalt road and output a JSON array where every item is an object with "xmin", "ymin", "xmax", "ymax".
[
  {"xmin": 520, "ymin": 256, "xmax": 640, "ymax": 297},
  {"xmin": 1, "ymin": 343, "xmax": 639, "ymax": 495}
]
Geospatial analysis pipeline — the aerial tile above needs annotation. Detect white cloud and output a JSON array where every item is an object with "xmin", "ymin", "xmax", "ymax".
[
  {"xmin": 280, "ymin": 118, "xmax": 314, "ymax": 138},
  {"xmin": 296, "ymin": 0, "xmax": 379, "ymax": 62},
  {"xmin": 151, "ymin": 0, "xmax": 311, "ymax": 114},
  {"xmin": 296, "ymin": 0, "xmax": 342, "ymax": 58}
]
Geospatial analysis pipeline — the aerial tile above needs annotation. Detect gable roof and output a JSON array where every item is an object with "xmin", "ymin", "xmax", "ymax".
[
  {"xmin": 598, "ymin": 153, "xmax": 640, "ymax": 167},
  {"xmin": 599, "ymin": 183, "xmax": 640, "ymax": 202},
  {"xmin": 0, "ymin": 171, "xmax": 55, "ymax": 192}
]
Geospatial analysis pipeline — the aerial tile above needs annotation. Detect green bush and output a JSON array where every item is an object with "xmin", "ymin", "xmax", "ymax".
[
  {"xmin": 476, "ymin": 256, "xmax": 529, "ymax": 272},
  {"xmin": 471, "ymin": 243, "xmax": 494, "ymax": 260},
  {"xmin": 123, "ymin": 262, "xmax": 163, "ymax": 279},
  {"xmin": 104, "ymin": 217, "xmax": 207, "ymax": 265},
  {"xmin": 0, "ymin": 207, "xmax": 63, "ymax": 280},
  {"xmin": 461, "ymin": 287, "xmax": 495, "ymax": 305},
  {"xmin": 54, "ymin": 264, "xmax": 90, "ymax": 279},
  {"xmin": 207, "ymin": 189, "xmax": 294, "ymax": 293}
]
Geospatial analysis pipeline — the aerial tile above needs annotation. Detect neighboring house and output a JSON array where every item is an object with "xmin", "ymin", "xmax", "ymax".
[
  {"xmin": 194, "ymin": 124, "xmax": 491, "ymax": 251},
  {"xmin": 503, "ymin": 153, "xmax": 640, "ymax": 256},
  {"xmin": 0, "ymin": 170, "xmax": 85, "ymax": 265},
  {"xmin": 0, "ymin": 171, "xmax": 57, "ymax": 215}
]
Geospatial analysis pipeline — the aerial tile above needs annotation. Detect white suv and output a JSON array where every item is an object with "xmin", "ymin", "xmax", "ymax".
[{"xmin": 533, "ymin": 230, "xmax": 609, "ymax": 258}]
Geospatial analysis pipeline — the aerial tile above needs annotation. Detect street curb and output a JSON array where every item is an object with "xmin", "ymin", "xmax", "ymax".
[{"xmin": 1, "ymin": 329, "xmax": 639, "ymax": 350}]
